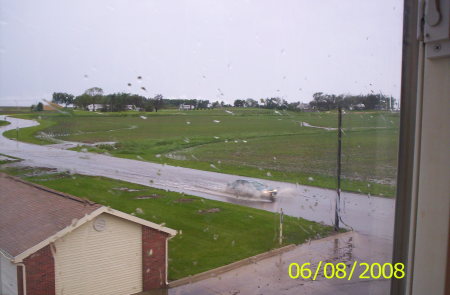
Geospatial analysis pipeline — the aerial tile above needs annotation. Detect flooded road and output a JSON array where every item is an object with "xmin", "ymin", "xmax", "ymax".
[{"xmin": 0, "ymin": 116, "xmax": 394, "ymax": 239}]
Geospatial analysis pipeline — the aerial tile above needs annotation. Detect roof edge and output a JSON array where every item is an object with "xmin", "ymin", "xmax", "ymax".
[
  {"xmin": 105, "ymin": 207, "xmax": 177, "ymax": 237},
  {"xmin": 13, "ymin": 207, "xmax": 177, "ymax": 263},
  {"xmin": 0, "ymin": 248, "xmax": 14, "ymax": 261},
  {"xmin": 13, "ymin": 207, "xmax": 106, "ymax": 263}
]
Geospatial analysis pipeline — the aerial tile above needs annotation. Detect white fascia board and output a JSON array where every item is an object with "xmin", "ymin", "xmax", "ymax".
[{"xmin": 13, "ymin": 206, "xmax": 177, "ymax": 263}]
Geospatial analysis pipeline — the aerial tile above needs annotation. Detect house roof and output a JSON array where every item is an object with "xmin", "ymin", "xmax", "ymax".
[{"xmin": 0, "ymin": 173, "xmax": 176, "ymax": 262}]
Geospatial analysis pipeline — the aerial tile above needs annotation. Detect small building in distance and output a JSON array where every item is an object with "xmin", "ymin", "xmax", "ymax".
[
  {"xmin": 125, "ymin": 104, "xmax": 141, "ymax": 111},
  {"xmin": 349, "ymin": 103, "xmax": 365, "ymax": 110},
  {"xmin": 179, "ymin": 104, "xmax": 195, "ymax": 110},
  {"xmin": 87, "ymin": 103, "xmax": 108, "ymax": 112},
  {"xmin": 0, "ymin": 173, "xmax": 176, "ymax": 295},
  {"xmin": 296, "ymin": 102, "xmax": 311, "ymax": 111},
  {"xmin": 86, "ymin": 104, "xmax": 106, "ymax": 111}
]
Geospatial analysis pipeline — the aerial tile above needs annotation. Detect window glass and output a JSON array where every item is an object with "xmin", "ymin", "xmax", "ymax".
[{"xmin": 0, "ymin": 0, "xmax": 403, "ymax": 294}]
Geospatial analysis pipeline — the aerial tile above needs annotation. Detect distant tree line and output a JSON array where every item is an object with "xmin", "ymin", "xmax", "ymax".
[
  {"xmin": 232, "ymin": 93, "xmax": 396, "ymax": 111},
  {"xmin": 53, "ymin": 88, "xmax": 233, "ymax": 112},
  {"xmin": 233, "ymin": 97, "xmax": 300, "ymax": 111},
  {"xmin": 52, "ymin": 88, "xmax": 165, "ymax": 112},
  {"xmin": 51, "ymin": 87, "xmax": 396, "ymax": 113},
  {"xmin": 308, "ymin": 92, "xmax": 396, "ymax": 111}
]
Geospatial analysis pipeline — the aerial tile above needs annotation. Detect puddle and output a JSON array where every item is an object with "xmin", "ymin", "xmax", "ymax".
[
  {"xmin": 301, "ymin": 122, "xmax": 337, "ymax": 131},
  {"xmin": 21, "ymin": 167, "xmax": 59, "ymax": 177},
  {"xmin": 198, "ymin": 208, "xmax": 221, "ymax": 214},
  {"xmin": 134, "ymin": 194, "xmax": 163, "ymax": 199},
  {"xmin": 113, "ymin": 187, "xmax": 142, "ymax": 192},
  {"xmin": 174, "ymin": 198, "xmax": 196, "ymax": 203}
]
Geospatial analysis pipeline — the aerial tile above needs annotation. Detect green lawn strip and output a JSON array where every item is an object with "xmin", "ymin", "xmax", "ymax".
[
  {"xmin": 0, "ymin": 106, "xmax": 32, "ymax": 114},
  {"xmin": 3, "ymin": 117, "xmax": 57, "ymax": 145},
  {"xmin": 0, "ymin": 120, "xmax": 11, "ymax": 127},
  {"xmin": 0, "ymin": 167, "xmax": 334, "ymax": 280},
  {"xmin": 68, "ymin": 130, "xmax": 323, "ymax": 157},
  {"xmin": 2, "ymin": 111, "xmax": 80, "ymax": 145}
]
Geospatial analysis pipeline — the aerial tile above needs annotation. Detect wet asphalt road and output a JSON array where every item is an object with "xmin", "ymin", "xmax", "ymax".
[
  {"xmin": 0, "ymin": 115, "xmax": 394, "ymax": 239},
  {"xmin": 168, "ymin": 232, "xmax": 392, "ymax": 295}
]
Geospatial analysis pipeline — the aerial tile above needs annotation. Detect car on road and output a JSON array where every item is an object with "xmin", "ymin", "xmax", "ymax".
[{"xmin": 226, "ymin": 179, "xmax": 277, "ymax": 202}]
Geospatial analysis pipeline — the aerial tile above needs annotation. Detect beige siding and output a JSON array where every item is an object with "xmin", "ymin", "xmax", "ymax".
[
  {"xmin": 54, "ymin": 213, "xmax": 142, "ymax": 295},
  {"xmin": 0, "ymin": 255, "xmax": 18, "ymax": 295}
]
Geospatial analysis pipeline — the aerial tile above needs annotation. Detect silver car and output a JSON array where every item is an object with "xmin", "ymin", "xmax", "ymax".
[{"xmin": 226, "ymin": 179, "xmax": 277, "ymax": 202}]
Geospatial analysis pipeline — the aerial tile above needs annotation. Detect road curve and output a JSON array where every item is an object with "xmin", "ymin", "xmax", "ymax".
[{"xmin": 0, "ymin": 115, "xmax": 395, "ymax": 239}]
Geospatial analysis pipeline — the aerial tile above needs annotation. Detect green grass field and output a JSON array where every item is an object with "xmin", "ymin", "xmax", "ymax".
[
  {"xmin": 0, "ymin": 106, "xmax": 31, "ymax": 114},
  {"xmin": 0, "ymin": 120, "xmax": 11, "ymax": 127},
  {"xmin": 4, "ymin": 108, "xmax": 399, "ymax": 197},
  {"xmin": 1, "ymin": 165, "xmax": 333, "ymax": 280}
]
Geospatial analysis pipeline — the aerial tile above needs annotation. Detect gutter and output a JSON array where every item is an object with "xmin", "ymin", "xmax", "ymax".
[
  {"xmin": 165, "ymin": 235, "xmax": 176, "ymax": 286},
  {"xmin": 16, "ymin": 263, "xmax": 27, "ymax": 295}
]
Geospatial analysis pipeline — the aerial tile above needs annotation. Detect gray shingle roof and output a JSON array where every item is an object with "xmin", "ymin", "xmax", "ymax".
[{"xmin": 0, "ymin": 173, "xmax": 102, "ymax": 258}]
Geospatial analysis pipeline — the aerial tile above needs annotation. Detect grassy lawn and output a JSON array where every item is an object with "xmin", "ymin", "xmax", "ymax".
[
  {"xmin": 3, "ymin": 109, "xmax": 399, "ymax": 197},
  {"xmin": 0, "ymin": 120, "xmax": 11, "ymax": 127},
  {"xmin": 0, "ymin": 165, "xmax": 334, "ymax": 280},
  {"xmin": 3, "ymin": 114, "xmax": 57, "ymax": 145},
  {"xmin": 0, "ymin": 106, "xmax": 31, "ymax": 114}
]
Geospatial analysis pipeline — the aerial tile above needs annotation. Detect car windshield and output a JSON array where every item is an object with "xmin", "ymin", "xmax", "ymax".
[{"xmin": 250, "ymin": 181, "xmax": 266, "ymax": 190}]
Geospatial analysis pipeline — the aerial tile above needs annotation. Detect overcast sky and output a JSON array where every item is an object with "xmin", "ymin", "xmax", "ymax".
[{"xmin": 0, "ymin": 0, "xmax": 404, "ymax": 106}]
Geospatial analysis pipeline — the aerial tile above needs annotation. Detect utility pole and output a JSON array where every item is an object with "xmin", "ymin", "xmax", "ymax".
[{"xmin": 335, "ymin": 107, "xmax": 342, "ymax": 231}]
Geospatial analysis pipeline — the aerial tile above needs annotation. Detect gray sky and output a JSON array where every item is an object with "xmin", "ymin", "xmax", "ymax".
[{"xmin": 0, "ymin": 0, "xmax": 404, "ymax": 106}]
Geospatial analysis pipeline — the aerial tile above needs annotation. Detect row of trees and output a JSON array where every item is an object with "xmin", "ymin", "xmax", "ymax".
[
  {"xmin": 234, "ymin": 97, "xmax": 299, "ymax": 111},
  {"xmin": 53, "ymin": 88, "xmax": 164, "ymax": 112},
  {"xmin": 231, "ymin": 93, "xmax": 396, "ymax": 111},
  {"xmin": 308, "ymin": 92, "xmax": 396, "ymax": 111},
  {"xmin": 53, "ymin": 88, "xmax": 228, "ymax": 112},
  {"xmin": 52, "ymin": 87, "xmax": 396, "ymax": 112}
]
